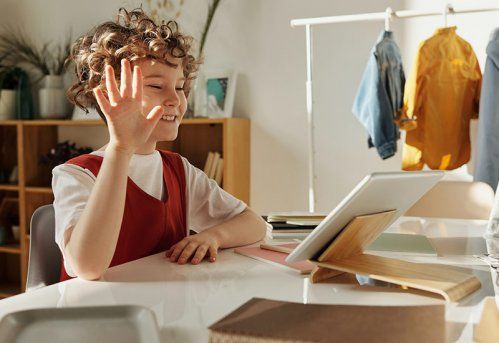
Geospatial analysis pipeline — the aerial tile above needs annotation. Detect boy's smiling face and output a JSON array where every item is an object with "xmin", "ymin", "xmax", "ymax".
[{"xmin": 135, "ymin": 58, "xmax": 187, "ymax": 143}]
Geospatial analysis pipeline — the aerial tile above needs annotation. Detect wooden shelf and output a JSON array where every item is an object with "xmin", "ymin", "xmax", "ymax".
[
  {"xmin": 25, "ymin": 187, "xmax": 52, "ymax": 194},
  {"xmin": 0, "ymin": 244, "xmax": 21, "ymax": 254},
  {"xmin": 22, "ymin": 119, "xmax": 104, "ymax": 126},
  {"xmin": 0, "ymin": 118, "xmax": 243, "ymax": 126},
  {"xmin": 0, "ymin": 281, "xmax": 20, "ymax": 298},
  {"xmin": 0, "ymin": 120, "xmax": 19, "ymax": 126},
  {"xmin": 0, "ymin": 184, "xmax": 19, "ymax": 191}
]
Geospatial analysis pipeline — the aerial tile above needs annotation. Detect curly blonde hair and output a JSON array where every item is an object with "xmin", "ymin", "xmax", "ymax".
[{"xmin": 67, "ymin": 7, "xmax": 201, "ymax": 120}]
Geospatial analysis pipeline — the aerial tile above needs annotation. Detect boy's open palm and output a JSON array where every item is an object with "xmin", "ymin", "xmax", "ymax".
[{"xmin": 93, "ymin": 59, "xmax": 164, "ymax": 153}]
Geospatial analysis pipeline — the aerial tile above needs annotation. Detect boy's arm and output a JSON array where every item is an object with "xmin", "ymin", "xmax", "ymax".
[
  {"xmin": 63, "ymin": 147, "xmax": 132, "ymax": 280},
  {"xmin": 166, "ymin": 207, "xmax": 267, "ymax": 265},
  {"xmin": 207, "ymin": 207, "xmax": 267, "ymax": 249},
  {"xmin": 63, "ymin": 59, "xmax": 163, "ymax": 280}
]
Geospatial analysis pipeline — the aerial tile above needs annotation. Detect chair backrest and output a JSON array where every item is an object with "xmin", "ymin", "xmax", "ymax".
[
  {"xmin": 404, "ymin": 181, "xmax": 495, "ymax": 220},
  {"xmin": 26, "ymin": 204, "xmax": 61, "ymax": 292}
]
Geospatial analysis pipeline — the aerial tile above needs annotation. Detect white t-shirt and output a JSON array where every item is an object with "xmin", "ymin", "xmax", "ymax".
[{"xmin": 52, "ymin": 149, "xmax": 247, "ymax": 276}]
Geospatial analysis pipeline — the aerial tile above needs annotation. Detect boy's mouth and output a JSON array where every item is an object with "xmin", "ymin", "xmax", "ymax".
[{"xmin": 161, "ymin": 115, "xmax": 177, "ymax": 122}]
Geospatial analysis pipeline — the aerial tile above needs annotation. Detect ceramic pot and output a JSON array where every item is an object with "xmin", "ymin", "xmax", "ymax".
[
  {"xmin": 0, "ymin": 90, "xmax": 17, "ymax": 120},
  {"xmin": 39, "ymin": 75, "xmax": 69, "ymax": 119}
]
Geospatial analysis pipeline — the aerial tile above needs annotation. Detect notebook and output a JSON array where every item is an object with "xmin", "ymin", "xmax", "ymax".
[
  {"xmin": 367, "ymin": 233, "xmax": 437, "ymax": 256},
  {"xmin": 234, "ymin": 246, "xmax": 314, "ymax": 274},
  {"xmin": 266, "ymin": 212, "xmax": 327, "ymax": 223},
  {"xmin": 209, "ymin": 298, "xmax": 445, "ymax": 343}
]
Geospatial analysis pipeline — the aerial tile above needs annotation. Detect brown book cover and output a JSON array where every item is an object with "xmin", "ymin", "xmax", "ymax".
[{"xmin": 209, "ymin": 298, "xmax": 445, "ymax": 343}]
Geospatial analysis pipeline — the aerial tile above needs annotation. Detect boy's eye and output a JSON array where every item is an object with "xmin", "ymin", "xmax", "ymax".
[
  {"xmin": 176, "ymin": 87, "xmax": 185, "ymax": 92},
  {"xmin": 148, "ymin": 85, "xmax": 162, "ymax": 89}
]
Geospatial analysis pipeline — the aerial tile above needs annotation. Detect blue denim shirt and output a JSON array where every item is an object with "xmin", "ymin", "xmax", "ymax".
[
  {"xmin": 352, "ymin": 30, "xmax": 405, "ymax": 159},
  {"xmin": 474, "ymin": 28, "xmax": 499, "ymax": 191}
]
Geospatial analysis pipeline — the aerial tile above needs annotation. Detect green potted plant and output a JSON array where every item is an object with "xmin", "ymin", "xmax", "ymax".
[
  {"xmin": 0, "ymin": 28, "xmax": 71, "ymax": 119},
  {"xmin": 0, "ymin": 53, "xmax": 33, "ymax": 120}
]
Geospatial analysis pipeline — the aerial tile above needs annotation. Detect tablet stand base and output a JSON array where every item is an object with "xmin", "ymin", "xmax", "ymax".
[{"xmin": 309, "ymin": 210, "xmax": 481, "ymax": 302}]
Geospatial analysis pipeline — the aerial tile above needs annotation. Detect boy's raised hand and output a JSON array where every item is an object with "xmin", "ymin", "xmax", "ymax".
[{"xmin": 93, "ymin": 59, "xmax": 164, "ymax": 154}]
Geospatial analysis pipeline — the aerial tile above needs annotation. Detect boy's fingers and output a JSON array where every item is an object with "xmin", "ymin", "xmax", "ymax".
[
  {"xmin": 165, "ymin": 245, "xmax": 175, "ymax": 258},
  {"xmin": 93, "ymin": 88, "xmax": 111, "ymax": 116},
  {"xmin": 191, "ymin": 245, "xmax": 208, "ymax": 265},
  {"xmin": 169, "ymin": 240, "xmax": 188, "ymax": 262},
  {"xmin": 105, "ymin": 65, "xmax": 121, "ymax": 105},
  {"xmin": 208, "ymin": 246, "xmax": 218, "ymax": 262},
  {"xmin": 177, "ymin": 242, "xmax": 198, "ymax": 264},
  {"xmin": 132, "ymin": 65, "xmax": 143, "ymax": 99},
  {"xmin": 120, "ymin": 59, "xmax": 132, "ymax": 98},
  {"xmin": 146, "ymin": 106, "xmax": 164, "ymax": 126}
]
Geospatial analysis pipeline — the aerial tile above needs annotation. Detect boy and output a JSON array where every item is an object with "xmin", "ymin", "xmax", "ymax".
[{"xmin": 53, "ymin": 8, "xmax": 267, "ymax": 281}]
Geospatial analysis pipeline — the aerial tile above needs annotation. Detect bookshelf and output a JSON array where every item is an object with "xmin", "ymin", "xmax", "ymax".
[{"xmin": 0, "ymin": 117, "xmax": 250, "ymax": 298}]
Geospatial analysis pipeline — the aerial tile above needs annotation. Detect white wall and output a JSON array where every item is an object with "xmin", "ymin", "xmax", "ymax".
[
  {"xmin": 13, "ymin": 0, "xmax": 486, "ymax": 215},
  {"xmin": 217, "ymin": 0, "xmax": 406, "ymax": 214}
]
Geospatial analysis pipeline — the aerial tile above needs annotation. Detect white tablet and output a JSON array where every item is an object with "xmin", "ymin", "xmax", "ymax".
[{"xmin": 285, "ymin": 171, "xmax": 444, "ymax": 263}]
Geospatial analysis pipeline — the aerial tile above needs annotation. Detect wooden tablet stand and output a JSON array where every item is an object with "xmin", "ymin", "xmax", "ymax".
[{"xmin": 309, "ymin": 210, "xmax": 481, "ymax": 302}]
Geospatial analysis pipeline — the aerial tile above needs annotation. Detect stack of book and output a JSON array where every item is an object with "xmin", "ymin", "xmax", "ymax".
[
  {"xmin": 265, "ymin": 212, "xmax": 327, "ymax": 239},
  {"xmin": 203, "ymin": 151, "xmax": 224, "ymax": 186}
]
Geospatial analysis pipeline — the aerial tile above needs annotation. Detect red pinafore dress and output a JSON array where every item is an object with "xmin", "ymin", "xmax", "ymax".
[{"xmin": 59, "ymin": 150, "xmax": 187, "ymax": 281}]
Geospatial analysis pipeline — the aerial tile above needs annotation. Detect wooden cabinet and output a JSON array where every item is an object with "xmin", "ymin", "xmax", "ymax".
[{"xmin": 0, "ymin": 118, "xmax": 250, "ymax": 297}]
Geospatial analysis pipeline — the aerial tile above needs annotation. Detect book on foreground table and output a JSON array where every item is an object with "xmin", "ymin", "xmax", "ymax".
[{"xmin": 209, "ymin": 298, "xmax": 444, "ymax": 343}]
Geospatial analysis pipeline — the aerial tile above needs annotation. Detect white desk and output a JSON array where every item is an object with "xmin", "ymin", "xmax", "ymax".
[{"xmin": 0, "ymin": 217, "xmax": 497, "ymax": 342}]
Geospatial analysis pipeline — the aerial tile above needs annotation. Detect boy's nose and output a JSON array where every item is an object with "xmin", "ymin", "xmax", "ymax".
[{"xmin": 163, "ymin": 91, "xmax": 180, "ymax": 107}]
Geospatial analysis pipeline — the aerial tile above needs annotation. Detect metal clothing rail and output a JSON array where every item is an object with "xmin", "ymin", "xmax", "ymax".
[{"xmin": 291, "ymin": 4, "xmax": 499, "ymax": 213}]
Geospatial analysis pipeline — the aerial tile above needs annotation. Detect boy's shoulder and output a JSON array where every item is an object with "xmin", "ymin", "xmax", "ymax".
[
  {"xmin": 157, "ymin": 149, "xmax": 184, "ymax": 161},
  {"xmin": 64, "ymin": 153, "xmax": 103, "ymax": 174}
]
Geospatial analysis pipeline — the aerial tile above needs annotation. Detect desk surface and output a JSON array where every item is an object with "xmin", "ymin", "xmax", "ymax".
[{"xmin": 0, "ymin": 217, "xmax": 497, "ymax": 342}]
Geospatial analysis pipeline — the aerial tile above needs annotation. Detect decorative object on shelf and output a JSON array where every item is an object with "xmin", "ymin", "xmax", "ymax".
[
  {"xmin": 0, "ymin": 197, "xmax": 19, "ymax": 244},
  {"xmin": 39, "ymin": 141, "xmax": 93, "ymax": 170},
  {"xmin": 0, "ymin": 28, "xmax": 71, "ymax": 119},
  {"xmin": 0, "ymin": 225, "xmax": 8, "ymax": 245},
  {"xmin": 71, "ymin": 106, "xmax": 101, "ymax": 121},
  {"xmin": 10, "ymin": 225, "xmax": 19, "ymax": 242},
  {"xmin": 0, "ymin": 54, "xmax": 33, "ymax": 120},
  {"xmin": 189, "ymin": 0, "xmax": 222, "ymax": 118},
  {"xmin": 0, "ymin": 166, "xmax": 14, "ymax": 185},
  {"xmin": 39, "ymin": 75, "xmax": 69, "ymax": 119},
  {"xmin": 0, "ymin": 59, "xmax": 16, "ymax": 120},
  {"xmin": 8, "ymin": 165, "xmax": 18, "ymax": 184},
  {"xmin": 199, "ymin": 70, "xmax": 236, "ymax": 118}
]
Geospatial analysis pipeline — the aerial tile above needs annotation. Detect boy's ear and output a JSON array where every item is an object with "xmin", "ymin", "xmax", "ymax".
[{"xmin": 184, "ymin": 79, "xmax": 192, "ymax": 98}]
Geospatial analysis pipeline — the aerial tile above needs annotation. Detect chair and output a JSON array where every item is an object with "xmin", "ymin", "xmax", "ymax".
[
  {"xmin": 26, "ymin": 204, "xmax": 61, "ymax": 292},
  {"xmin": 404, "ymin": 181, "xmax": 495, "ymax": 220}
]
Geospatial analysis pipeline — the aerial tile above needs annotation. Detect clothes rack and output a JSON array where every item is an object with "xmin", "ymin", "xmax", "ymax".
[{"xmin": 290, "ymin": 4, "xmax": 499, "ymax": 213}]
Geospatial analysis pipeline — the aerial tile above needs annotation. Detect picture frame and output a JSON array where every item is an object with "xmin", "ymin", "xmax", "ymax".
[{"xmin": 200, "ymin": 70, "xmax": 237, "ymax": 118}]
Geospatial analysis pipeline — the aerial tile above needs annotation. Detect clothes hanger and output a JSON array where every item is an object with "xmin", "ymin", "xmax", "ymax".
[
  {"xmin": 443, "ymin": 3, "xmax": 455, "ymax": 28},
  {"xmin": 385, "ymin": 7, "xmax": 394, "ymax": 31}
]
